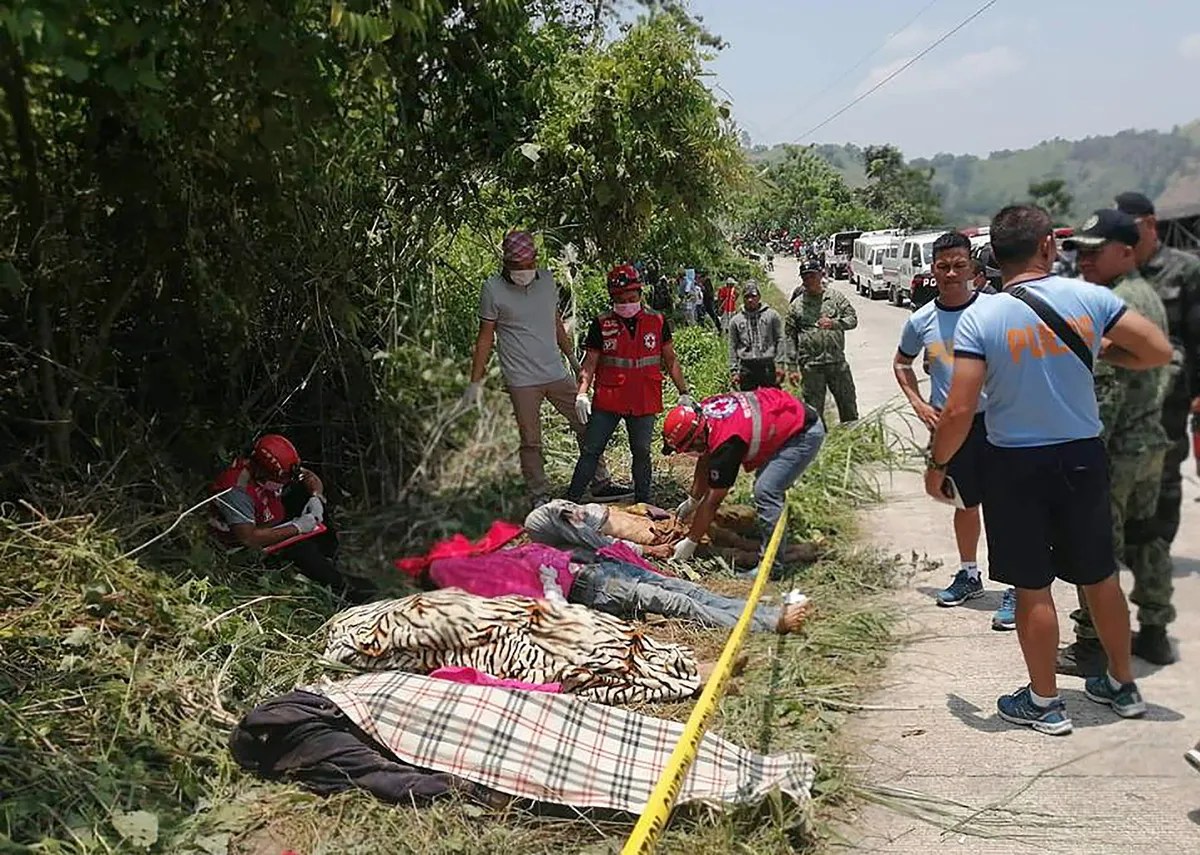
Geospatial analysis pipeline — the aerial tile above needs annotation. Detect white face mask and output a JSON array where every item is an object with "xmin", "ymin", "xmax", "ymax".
[{"xmin": 509, "ymin": 269, "xmax": 536, "ymax": 287}]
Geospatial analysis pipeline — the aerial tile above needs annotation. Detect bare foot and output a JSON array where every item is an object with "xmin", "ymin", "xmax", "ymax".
[
  {"xmin": 775, "ymin": 603, "xmax": 811, "ymax": 635},
  {"xmin": 697, "ymin": 653, "xmax": 750, "ymax": 684}
]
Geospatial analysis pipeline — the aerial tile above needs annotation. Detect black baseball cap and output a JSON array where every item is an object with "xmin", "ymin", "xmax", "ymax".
[
  {"xmin": 1114, "ymin": 191, "xmax": 1155, "ymax": 217},
  {"xmin": 742, "ymin": 281, "xmax": 761, "ymax": 297},
  {"xmin": 798, "ymin": 256, "xmax": 823, "ymax": 274},
  {"xmin": 1062, "ymin": 209, "xmax": 1141, "ymax": 251}
]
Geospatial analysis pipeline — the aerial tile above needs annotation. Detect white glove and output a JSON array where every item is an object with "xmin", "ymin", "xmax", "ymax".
[
  {"xmin": 461, "ymin": 381, "xmax": 483, "ymax": 408},
  {"xmin": 672, "ymin": 537, "xmax": 699, "ymax": 561},
  {"xmin": 675, "ymin": 495, "xmax": 699, "ymax": 520},
  {"xmin": 575, "ymin": 393, "xmax": 591, "ymax": 425},
  {"xmin": 291, "ymin": 513, "xmax": 319, "ymax": 534},
  {"xmin": 303, "ymin": 495, "xmax": 325, "ymax": 522},
  {"xmin": 678, "ymin": 393, "xmax": 694, "ymax": 408}
]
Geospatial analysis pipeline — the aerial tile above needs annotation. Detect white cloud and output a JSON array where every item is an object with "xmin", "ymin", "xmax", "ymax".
[
  {"xmin": 884, "ymin": 24, "xmax": 938, "ymax": 54},
  {"xmin": 853, "ymin": 46, "xmax": 1020, "ymax": 98},
  {"xmin": 1181, "ymin": 33, "xmax": 1200, "ymax": 61}
]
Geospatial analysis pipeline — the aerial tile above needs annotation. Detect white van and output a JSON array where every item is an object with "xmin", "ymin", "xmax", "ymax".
[
  {"xmin": 851, "ymin": 234, "xmax": 901, "ymax": 299},
  {"xmin": 890, "ymin": 232, "xmax": 942, "ymax": 308},
  {"xmin": 881, "ymin": 240, "xmax": 903, "ymax": 299},
  {"xmin": 826, "ymin": 230, "xmax": 862, "ymax": 279}
]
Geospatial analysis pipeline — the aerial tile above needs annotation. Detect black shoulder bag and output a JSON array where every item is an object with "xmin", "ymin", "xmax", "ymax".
[{"xmin": 1006, "ymin": 284, "xmax": 1093, "ymax": 371}]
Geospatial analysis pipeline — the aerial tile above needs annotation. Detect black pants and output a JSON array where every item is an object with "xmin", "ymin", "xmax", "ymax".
[
  {"xmin": 700, "ymin": 299, "xmax": 721, "ymax": 328},
  {"xmin": 738, "ymin": 359, "xmax": 779, "ymax": 391},
  {"xmin": 270, "ymin": 486, "xmax": 373, "ymax": 600}
]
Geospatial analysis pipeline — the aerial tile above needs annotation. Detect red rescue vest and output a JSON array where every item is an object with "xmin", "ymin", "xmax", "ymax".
[
  {"xmin": 208, "ymin": 458, "xmax": 286, "ymax": 546},
  {"xmin": 702, "ymin": 388, "xmax": 809, "ymax": 471},
  {"xmin": 593, "ymin": 309, "xmax": 665, "ymax": 417}
]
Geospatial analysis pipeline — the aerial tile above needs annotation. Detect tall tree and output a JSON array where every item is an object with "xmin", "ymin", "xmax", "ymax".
[
  {"xmin": 857, "ymin": 144, "xmax": 944, "ymax": 229},
  {"xmin": 1028, "ymin": 178, "xmax": 1074, "ymax": 221}
]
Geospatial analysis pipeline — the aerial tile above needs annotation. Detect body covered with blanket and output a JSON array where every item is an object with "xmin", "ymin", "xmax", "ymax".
[{"xmin": 323, "ymin": 589, "xmax": 700, "ymax": 704}]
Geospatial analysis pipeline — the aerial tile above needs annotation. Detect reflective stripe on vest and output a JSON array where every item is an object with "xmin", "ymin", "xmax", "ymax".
[
  {"xmin": 599, "ymin": 355, "xmax": 663, "ymax": 369},
  {"xmin": 743, "ymin": 392, "xmax": 763, "ymax": 462}
]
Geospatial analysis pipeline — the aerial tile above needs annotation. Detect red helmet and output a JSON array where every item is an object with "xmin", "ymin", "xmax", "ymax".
[
  {"xmin": 251, "ymin": 434, "xmax": 301, "ymax": 481},
  {"xmin": 606, "ymin": 264, "xmax": 642, "ymax": 295},
  {"xmin": 662, "ymin": 403, "xmax": 707, "ymax": 454}
]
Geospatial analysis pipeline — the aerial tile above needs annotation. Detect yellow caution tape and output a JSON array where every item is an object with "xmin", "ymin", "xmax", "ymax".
[{"xmin": 621, "ymin": 507, "xmax": 790, "ymax": 855}]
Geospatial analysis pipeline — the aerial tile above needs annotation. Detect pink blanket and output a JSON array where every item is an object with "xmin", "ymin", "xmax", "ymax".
[
  {"xmin": 428, "ymin": 543, "xmax": 575, "ymax": 600},
  {"xmin": 428, "ymin": 666, "xmax": 561, "ymax": 693}
]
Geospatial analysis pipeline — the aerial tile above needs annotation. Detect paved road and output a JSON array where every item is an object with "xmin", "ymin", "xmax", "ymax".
[{"xmin": 770, "ymin": 258, "xmax": 1200, "ymax": 854}]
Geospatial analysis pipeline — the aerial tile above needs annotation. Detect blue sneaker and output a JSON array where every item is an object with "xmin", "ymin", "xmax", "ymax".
[
  {"xmin": 935, "ymin": 569, "xmax": 984, "ymax": 607},
  {"xmin": 997, "ymin": 685, "xmax": 1073, "ymax": 735},
  {"xmin": 992, "ymin": 587, "xmax": 1017, "ymax": 631},
  {"xmin": 1084, "ymin": 675, "xmax": 1147, "ymax": 718}
]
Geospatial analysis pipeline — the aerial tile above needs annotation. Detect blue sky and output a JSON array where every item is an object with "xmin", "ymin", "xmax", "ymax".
[{"xmin": 683, "ymin": 0, "xmax": 1200, "ymax": 158}]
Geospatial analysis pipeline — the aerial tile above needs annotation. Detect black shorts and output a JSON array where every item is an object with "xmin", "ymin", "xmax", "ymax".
[
  {"xmin": 945, "ymin": 413, "xmax": 986, "ymax": 508},
  {"xmin": 981, "ymin": 438, "xmax": 1117, "ymax": 590}
]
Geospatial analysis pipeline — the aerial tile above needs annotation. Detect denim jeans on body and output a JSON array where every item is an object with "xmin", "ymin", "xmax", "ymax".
[
  {"xmin": 752, "ymin": 418, "xmax": 826, "ymax": 557},
  {"xmin": 567, "ymin": 409, "xmax": 656, "ymax": 502},
  {"xmin": 569, "ymin": 561, "xmax": 781, "ymax": 632}
]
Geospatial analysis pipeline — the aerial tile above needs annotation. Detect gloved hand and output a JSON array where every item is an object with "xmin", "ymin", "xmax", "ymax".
[
  {"xmin": 575, "ymin": 393, "xmax": 591, "ymax": 425},
  {"xmin": 460, "ymin": 381, "xmax": 483, "ymax": 408},
  {"xmin": 675, "ymin": 495, "xmax": 699, "ymax": 520},
  {"xmin": 671, "ymin": 537, "xmax": 698, "ymax": 561},
  {"xmin": 303, "ymin": 495, "xmax": 325, "ymax": 522},
  {"xmin": 291, "ymin": 513, "xmax": 319, "ymax": 534},
  {"xmin": 678, "ymin": 393, "xmax": 693, "ymax": 409}
]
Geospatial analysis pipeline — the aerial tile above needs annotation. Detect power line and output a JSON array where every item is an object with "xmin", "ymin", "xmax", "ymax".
[
  {"xmin": 792, "ymin": 0, "xmax": 1000, "ymax": 144},
  {"xmin": 762, "ymin": 0, "xmax": 943, "ymax": 142}
]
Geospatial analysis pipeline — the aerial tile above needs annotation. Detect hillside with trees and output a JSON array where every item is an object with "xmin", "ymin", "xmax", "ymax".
[{"xmin": 748, "ymin": 122, "xmax": 1200, "ymax": 226}]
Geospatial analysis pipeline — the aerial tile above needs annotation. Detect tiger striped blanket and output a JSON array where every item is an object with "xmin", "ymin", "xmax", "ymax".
[{"xmin": 323, "ymin": 589, "xmax": 701, "ymax": 705}]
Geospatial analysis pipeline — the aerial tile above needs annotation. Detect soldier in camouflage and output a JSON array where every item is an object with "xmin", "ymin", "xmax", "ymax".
[
  {"xmin": 1117, "ymin": 192, "xmax": 1200, "ymax": 665},
  {"xmin": 1056, "ymin": 210, "xmax": 1172, "ymax": 678},
  {"xmin": 787, "ymin": 256, "xmax": 859, "ymax": 423}
]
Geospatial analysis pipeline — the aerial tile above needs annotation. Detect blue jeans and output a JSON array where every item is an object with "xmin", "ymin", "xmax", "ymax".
[
  {"xmin": 753, "ymin": 420, "xmax": 826, "ymax": 557},
  {"xmin": 568, "ymin": 409, "xmax": 656, "ymax": 502},
  {"xmin": 569, "ymin": 561, "xmax": 782, "ymax": 632}
]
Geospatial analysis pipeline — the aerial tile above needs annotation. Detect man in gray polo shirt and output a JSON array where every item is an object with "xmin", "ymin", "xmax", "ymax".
[{"xmin": 463, "ymin": 230, "xmax": 628, "ymax": 504}]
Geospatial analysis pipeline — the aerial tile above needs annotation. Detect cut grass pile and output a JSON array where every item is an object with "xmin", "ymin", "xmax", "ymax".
[{"xmin": 1, "ymin": 376, "xmax": 906, "ymax": 854}]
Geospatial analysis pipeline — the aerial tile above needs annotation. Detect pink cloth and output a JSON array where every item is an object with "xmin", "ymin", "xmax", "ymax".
[
  {"xmin": 596, "ymin": 542, "xmax": 666, "ymax": 575},
  {"xmin": 394, "ymin": 520, "xmax": 524, "ymax": 577},
  {"xmin": 428, "ymin": 666, "xmax": 561, "ymax": 694},
  {"xmin": 428, "ymin": 543, "xmax": 575, "ymax": 599}
]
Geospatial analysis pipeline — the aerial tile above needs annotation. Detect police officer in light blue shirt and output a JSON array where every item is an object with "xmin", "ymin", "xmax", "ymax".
[
  {"xmin": 927, "ymin": 204, "xmax": 1171, "ymax": 737},
  {"xmin": 895, "ymin": 231, "xmax": 1011, "ymax": 626}
]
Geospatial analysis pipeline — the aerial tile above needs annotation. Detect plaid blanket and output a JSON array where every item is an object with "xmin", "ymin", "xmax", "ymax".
[{"xmin": 305, "ymin": 670, "xmax": 814, "ymax": 812}]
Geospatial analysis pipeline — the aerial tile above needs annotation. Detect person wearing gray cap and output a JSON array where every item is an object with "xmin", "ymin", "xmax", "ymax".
[
  {"xmin": 727, "ymin": 281, "xmax": 784, "ymax": 391},
  {"xmin": 1108, "ymin": 191, "xmax": 1200, "ymax": 666},
  {"xmin": 1055, "ymin": 209, "xmax": 1172, "ymax": 679}
]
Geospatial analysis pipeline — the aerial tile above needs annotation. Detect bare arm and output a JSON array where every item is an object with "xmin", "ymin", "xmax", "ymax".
[
  {"xmin": 893, "ymin": 351, "xmax": 939, "ymax": 430},
  {"xmin": 298, "ymin": 468, "xmax": 323, "ymax": 497},
  {"xmin": 661, "ymin": 341, "xmax": 688, "ymax": 395},
  {"xmin": 556, "ymin": 315, "xmax": 581, "ymax": 376},
  {"xmin": 931, "ymin": 357, "xmax": 986, "ymax": 465},
  {"xmin": 689, "ymin": 453, "xmax": 711, "ymax": 500},
  {"xmin": 231, "ymin": 521, "xmax": 303, "ymax": 549},
  {"xmin": 469, "ymin": 320, "xmax": 496, "ymax": 383},
  {"xmin": 1101, "ymin": 309, "xmax": 1172, "ymax": 370},
  {"xmin": 687, "ymin": 487, "xmax": 729, "ymax": 542},
  {"xmin": 577, "ymin": 349, "xmax": 600, "ymax": 395}
]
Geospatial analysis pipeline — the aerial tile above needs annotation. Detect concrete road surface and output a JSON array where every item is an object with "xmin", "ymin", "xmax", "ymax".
[{"xmin": 770, "ymin": 258, "xmax": 1200, "ymax": 854}]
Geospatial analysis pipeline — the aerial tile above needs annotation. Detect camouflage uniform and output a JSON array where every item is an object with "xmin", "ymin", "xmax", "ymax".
[
  {"xmin": 1073, "ymin": 272, "xmax": 1172, "ymax": 640},
  {"xmin": 1142, "ymin": 246, "xmax": 1200, "ymax": 573},
  {"xmin": 787, "ymin": 286, "xmax": 859, "ymax": 422}
]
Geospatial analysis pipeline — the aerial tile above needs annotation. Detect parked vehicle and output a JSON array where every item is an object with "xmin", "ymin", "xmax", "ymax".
[
  {"xmin": 881, "ymin": 240, "xmax": 902, "ymax": 301},
  {"xmin": 851, "ymin": 234, "xmax": 901, "ymax": 299},
  {"xmin": 889, "ymin": 232, "xmax": 941, "ymax": 308},
  {"xmin": 825, "ymin": 230, "xmax": 862, "ymax": 279}
]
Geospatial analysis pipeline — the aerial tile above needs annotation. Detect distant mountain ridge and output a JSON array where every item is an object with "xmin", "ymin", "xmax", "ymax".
[{"xmin": 748, "ymin": 122, "xmax": 1200, "ymax": 225}]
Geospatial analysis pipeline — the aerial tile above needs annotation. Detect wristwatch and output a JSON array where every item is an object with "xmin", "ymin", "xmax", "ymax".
[{"xmin": 925, "ymin": 453, "xmax": 948, "ymax": 472}]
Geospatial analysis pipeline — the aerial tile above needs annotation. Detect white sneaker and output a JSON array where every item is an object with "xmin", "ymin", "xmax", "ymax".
[{"xmin": 1186, "ymin": 747, "xmax": 1200, "ymax": 774}]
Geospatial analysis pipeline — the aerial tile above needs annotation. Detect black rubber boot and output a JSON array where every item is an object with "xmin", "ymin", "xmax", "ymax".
[
  {"xmin": 1132, "ymin": 625, "xmax": 1176, "ymax": 665},
  {"xmin": 1056, "ymin": 638, "xmax": 1108, "ymax": 678}
]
